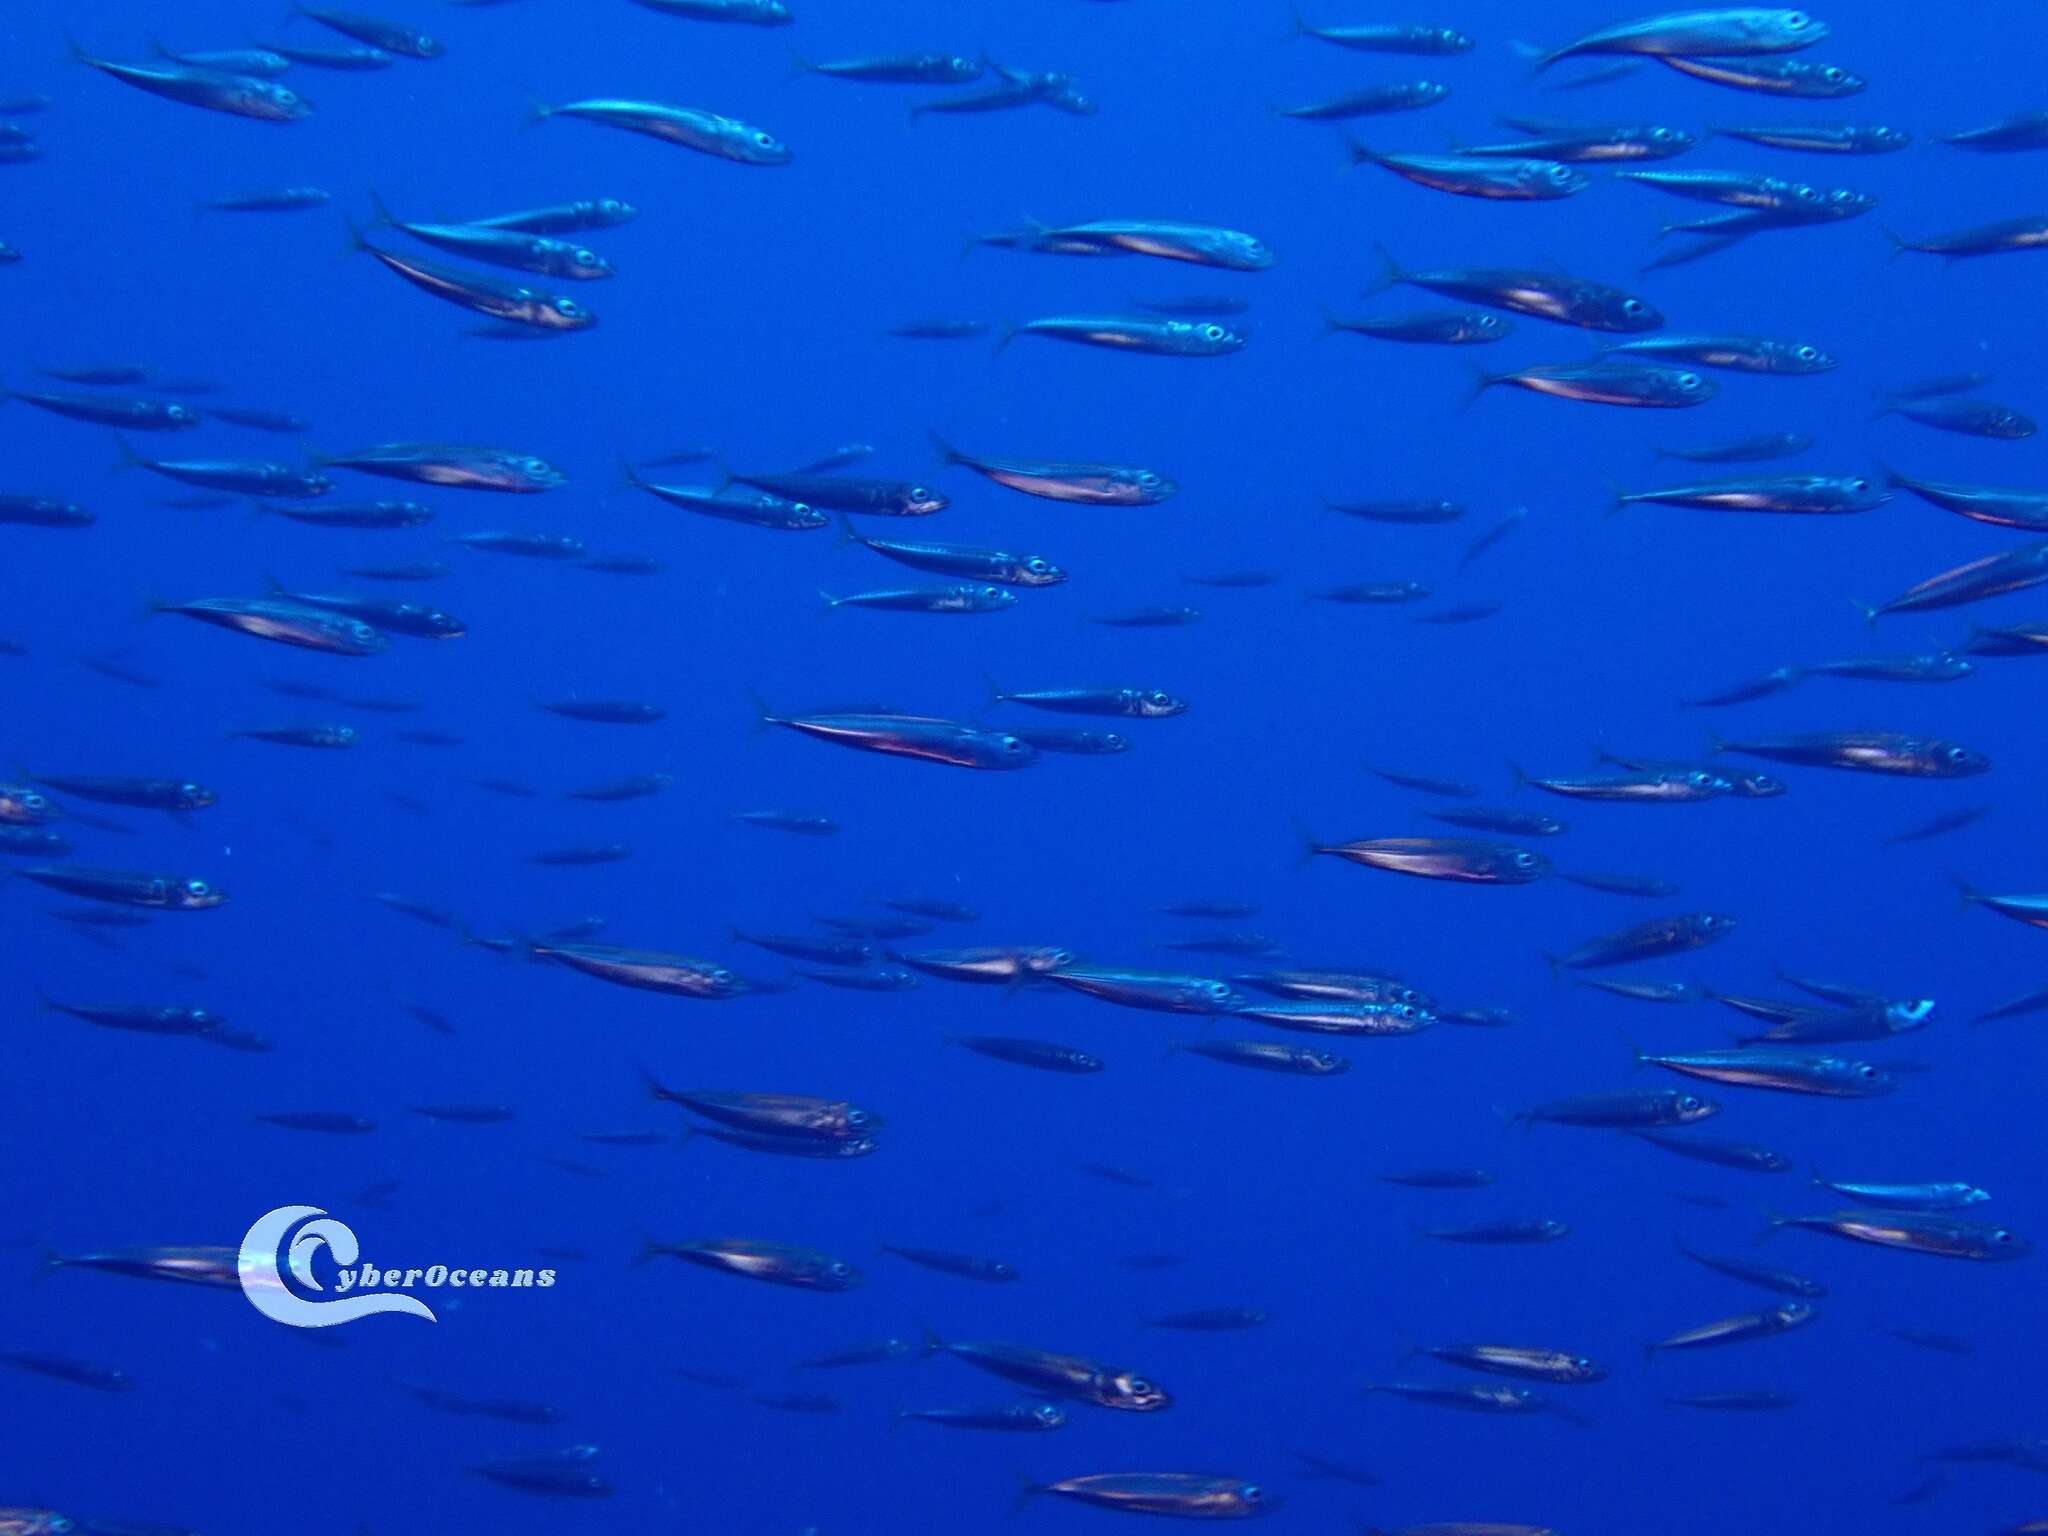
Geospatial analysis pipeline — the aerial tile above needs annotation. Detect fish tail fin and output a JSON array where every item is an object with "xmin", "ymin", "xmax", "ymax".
[
  {"xmin": 927, "ymin": 428, "xmax": 962, "ymax": 466},
  {"xmin": 1541, "ymin": 952, "xmax": 1562, "ymax": 982},
  {"xmin": 994, "ymin": 319, "xmax": 1018, "ymax": 352},
  {"xmin": 630, "ymin": 1236, "xmax": 665, "ymax": 1268},
  {"xmin": 1809, "ymin": 1162, "xmax": 1827, "ymax": 1189},
  {"xmin": 817, "ymin": 590, "xmax": 839, "ymax": 614},
  {"xmin": 365, "ymin": 186, "xmax": 396, "ymax": 228},
  {"xmin": 1879, "ymin": 226, "xmax": 1908, "ymax": 258},
  {"xmin": 341, "ymin": 213, "xmax": 370, "ymax": 255},
  {"xmin": 637, "ymin": 1062, "xmax": 675, "ymax": 1105},
  {"xmin": 983, "ymin": 672, "xmax": 1008, "ymax": 710},
  {"xmin": 109, "ymin": 433, "xmax": 142, "ymax": 473},
  {"xmin": 1340, "ymin": 135, "xmax": 1374, "ymax": 172},
  {"xmin": 1756, "ymin": 1206, "xmax": 1786, "ymax": 1242},
  {"xmin": 834, "ymin": 513, "xmax": 860, "ymax": 549},
  {"xmin": 1624, "ymin": 1033, "xmax": 1646, "ymax": 1071},
  {"xmin": 614, "ymin": 455, "xmax": 646, "ymax": 494},
  {"xmin": 1951, "ymin": 873, "xmax": 1980, "ymax": 909},
  {"xmin": 1506, "ymin": 759, "xmax": 1529, "ymax": 793},
  {"xmin": 1011, "ymin": 1473, "xmax": 1046, "ymax": 1517},
  {"xmin": 1462, "ymin": 367, "xmax": 1496, "ymax": 410},
  {"xmin": 919, "ymin": 1326, "xmax": 947, "ymax": 1358},
  {"xmin": 523, "ymin": 93, "xmax": 554, "ymax": 128},
  {"xmin": 1287, "ymin": 2, "xmax": 1309, "ymax": 37},
  {"xmin": 1847, "ymin": 597, "xmax": 1878, "ymax": 629},
  {"xmin": 1366, "ymin": 242, "xmax": 1405, "ymax": 294},
  {"xmin": 786, "ymin": 47, "xmax": 813, "ymax": 79},
  {"xmin": 244, "ymin": 498, "xmax": 277, "ymax": 523},
  {"xmin": 1603, "ymin": 476, "xmax": 1630, "ymax": 515},
  {"xmin": 63, "ymin": 34, "xmax": 95, "ymax": 67},
  {"xmin": 1293, "ymin": 818, "xmax": 1323, "ymax": 868},
  {"xmin": 748, "ymin": 692, "xmax": 780, "ymax": 733},
  {"xmin": 258, "ymin": 570, "xmax": 287, "ymax": 597}
]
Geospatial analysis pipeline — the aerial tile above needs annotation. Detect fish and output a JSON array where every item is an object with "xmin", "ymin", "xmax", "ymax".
[
  {"xmin": 896, "ymin": 1402, "xmax": 1067, "ymax": 1431},
  {"xmin": 636, "ymin": 1237, "xmax": 862, "ymax": 1290},
  {"xmin": 1633, "ymin": 1129, "xmax": 1792, "ymax": 1170},
  {"xmin": 1291, "ymin": 16, "xmax": 1474, "ymax": 53},
  {"xmin": 71, "ymin": 42, "xmax": 313, "ymax": 121},
  {"xmin": 1888, "ymin": 214, "xmax": 2048, "ymax": 259},
  {"xmin": 1000, "ymin": 315, "xmax": 1246, "ymax": 357},
  {"xmin": 1350, "ymin": 143, "xmax": 1588, "ymax": 199},
  {"xmin": 1636, "ymin": 1044, "xmax": 1895, "ymax": 1097},
  {"xmin": 933, "ymin": 437, "xmax": 1177, "ymax": 503},
  {"xmin": 530, "ymin": 98, "xmax": 790, "ymax": 164},
  {"xmin": 1713, "ymin": 731, "xmax": 1989, "ymax": 777},
  {"xmin": 1882, "ymin": 468, "xmax": 2048, "ymax": 530},
  {"xmin": 923, "ymin": 1332, "xmax": 1170, "ymax": 1411},
  {"xmin": 292, "ymin": 8, "xmax": 444, "ymax": 58},
  {"xmin": 1764, "ymin": 1210, "xmax": 2031, "ymax": 1260},
  {"xmin": 1657, "ymin": 54, "xmax": 1865, "ymax": 96},
  {"xmin": 948, "ymin": 1036, "xmax": 1103, "ymax": 1073},
  {"xmin": 1306, "ymin": 835, "xmax": 1550, "ymax": 885},
  {"xmin": 1373, "ymin": 247, "xmax": 1662, "ymax": 330},
  {"xmin": 1547, "ymin": 913, "xmax": 1736, "ymax": 970},
  {"xmin": 1017, "ymin": 1475, "xmax": 1269, "ymax": 1519},
  {"xmin": 1529, "ymin": 10, "xmax": 1829, "ymax": 70},
  {"xmin": 348, "ymin": 222, "xmax": 596, "ymax": 331},
  {"xmin": 1477, "ymin": 361, "xmax": 1717, "ymax": 408}
]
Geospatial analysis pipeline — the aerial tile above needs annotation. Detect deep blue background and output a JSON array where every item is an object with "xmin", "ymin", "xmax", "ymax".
[{"xmin": 4, "ymin": 1, "xmax": 2046, "ymax": 1531}]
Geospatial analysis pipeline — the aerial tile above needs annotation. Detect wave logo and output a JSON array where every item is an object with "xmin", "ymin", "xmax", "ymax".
[{"xmin": 238, "ymin": 1205, "xmax": 437, "ymax": 1328}]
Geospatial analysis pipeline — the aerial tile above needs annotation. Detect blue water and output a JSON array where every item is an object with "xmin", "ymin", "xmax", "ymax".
[{"xmin": 6, "ymin": 1, "xmax": 2046, "ymax": 1531}]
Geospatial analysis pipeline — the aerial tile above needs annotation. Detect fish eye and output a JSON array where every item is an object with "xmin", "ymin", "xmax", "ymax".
[
  {"xmin": 1243, "ymin": 1487, "xmax": 1263, "ymax": 1503},
  {"xmin": 1681, "ymin": 1096, "xmax": 1701, "ymax": 1111},
  {"xmin": 1128, "ymin": 1378, "xmax": 1151, "ymax": 1394},
  {"xmin": 828, "ymin": 1261, "xmax": 850, "ymax": 1276},
  {"xmin": 181, "ymin": 782, "xmax": 200, "ymax": 796},
  {"xmin": 521, "ymin": 457, "xmax": 547, "ymax": 473},
  {"xmin": 1996, "ymin": 1230, "xmax": 2015, "ymax": 1244},
  {"xmin": 847, "ymin": 1109, "xmax": 869, "ymax": 1127},
  {"xmin": 1796, "ymin": 346, "xmax": 1817, "ymax": 360},
  {"xmin": 1679, "ymin": 373, "xmax": 1702, "ymax": 389},
  {"xmin": 1857, "ymin": 1064, "xmax": 1878, "ymax": 1078},
  {"xmin": 553, "ymin": 298, "xmax": 582, "ymax": 316},
  {"xmin": 1002, "ymin": 737, "xmax": 1026, "ymax": 754},
  {"xmin": 1202, "ymin": 325, "xmax": 1226, "ymax": 340},
  {"xmin": 753, "ymin": 132, "xmax": 776, "ymax": 147},
  {"xmin": 573, "ymin": 248, "xmax": 598, "ymax": 265},
  {"xmin": 1651, "ymin": 128, "xmax": 1672, "ymax": 141},
  {"xmin": 1574, "ymin": 1356, "xmax": 1593, "ymax": 1369},
  {"xmin": 1945, "ymin": 746, "xmax": 1967, "ymax": 761},
  {"xmin": 1548, "ymin": 166, "xmax": 1573, "ymax": 182},
  {"xmin": 951, "ymin": 56, "xmax": 971, "ymax": 69},
  {"xmin": 1514, "ymin": 852, "xmax": 1536, "ymax": 868},
  {"xmin": 1622, "ymin": 299, "xmax": 1645, "ymax": 315},
  {"xmin": 184, "ymin": 880, "xmax": 211, "ymax": 897},
  {"xmin": 1822, "ymin": 66, "xmax": 1844, "ymax": 81}
]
